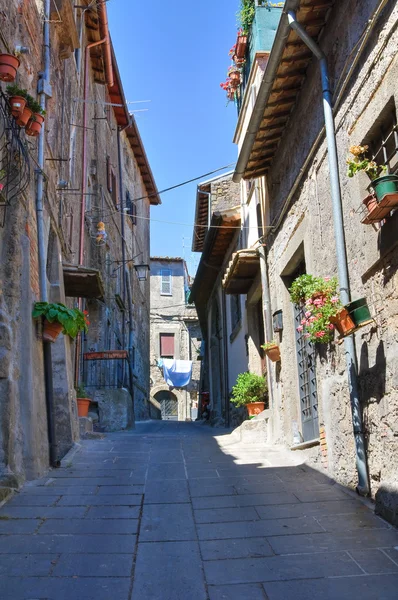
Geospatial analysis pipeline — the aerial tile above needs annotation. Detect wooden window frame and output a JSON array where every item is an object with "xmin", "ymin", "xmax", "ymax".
[{"xmin": 160, "ymin": 269, "xmax": 172, "ymax": 296}]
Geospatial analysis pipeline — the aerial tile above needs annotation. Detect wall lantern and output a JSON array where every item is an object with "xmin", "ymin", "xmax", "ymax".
[
  {"xmin": 134, "ymin": 263, "xmax": 150, "ymax": 281},
  {"xmin": 273, "ymin": 309, "xmax": 283, "ymax": 332}
]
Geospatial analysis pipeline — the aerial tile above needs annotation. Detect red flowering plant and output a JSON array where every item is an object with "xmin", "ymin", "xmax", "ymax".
[{"xmin": 289, "ymin": 275, "xmax": 342, "ymax": 343}]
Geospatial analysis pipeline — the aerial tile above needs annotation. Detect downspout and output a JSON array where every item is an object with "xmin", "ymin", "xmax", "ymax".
[
  {"xmin": 36, "ymin": 0, "xmax": 59, "ymax": 467},
  {"xmin": 125, "ymin": 268, "xmax": 136, "ymax": 426},
  {"xmin": 287, "ymin": 11, "xmax": 370, "ymax": 496}
]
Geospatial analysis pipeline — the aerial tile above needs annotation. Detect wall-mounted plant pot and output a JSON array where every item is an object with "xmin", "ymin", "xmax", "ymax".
[
  {"xmin": 371, "ymin": 174, "xmax": 398, "ymax": 202},
  {"xmin": 16, "ymin": 105, "xmax": 33, "ymax": 127},
  {"xmin": 0, "ymin": 53, "xmax": 20, "ymax": 82},
  {"xmin": 77, "ymin": 398, "xmax": 91, "ymax": 417},
  {"xmin": 247, "ymin": 401, "xmax": 265, "ymax": 417},
  {"xmin": 9, "ymin": 95, "xmax": 26, "ymax": 117},
  {"xmin": 346, "ymin": 298, "xmax": 373, "ymax": 328},
  {"xmin": 264, "ymin": 344, "xmax": 281, "ymax": 362},
  {"xmin": 330, "ymin": 308, "xmax": 356, "ymax": 337},
  {"xmin": 362, "ymin": 194, "xmax": 378, "ymax": 214},
  {"xmin": 43, "ymin": 320, "xmax": 63, "ymax": 343},
  {"xmin": 25, "ymin": 113, "xmax": 44, "ymax": 137},
  {"xmin": 227, "ymin": 89, "xmax": 235, "ymax": 101},
  {"xmin": 234, "ymin": 34, "xmax": 248, "ymax": 59}
]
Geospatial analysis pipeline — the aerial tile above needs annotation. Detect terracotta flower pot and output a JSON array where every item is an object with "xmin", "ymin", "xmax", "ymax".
[
  {"xmin": 362, "ymin": 194, "xmax": 378, "ymax": 213},
  {"xmin": 16, "ymin": 105, "xmax": 33, "ymax": 127},
  {"xmin": 330, "ymin": 308, "xmax": 356, "ymax": 337},
  {"xmin": 264, "ymin": 344, "xmax": 281, "ymax": 362},
  {"xmin": 0, "ymin": 53, "xmax": 20, "ymax": 82},
  {"xmin": 229, "ymin": 71, "xmax": 240, "ymax": 83},
  {"xmin": 247, "ymin": 402, "xmax": 265, "ymax": 417},
  {"xmin": 235, "ymin": 35, "xmax": 248, "ymax": 59},
  {"xmin": 9, "ymin": 95, "xmax": 26, "ymax": 117},
  {"xmin": 25, "ymin": 113, "xmax": 44, "ymax": 137},
  {"xmin": 43, "ymin": 320, "xmax": 63, "ymax": 343},
  {"xmin": 77, "ymin": 398, "xmax": 91, "ymax": 417}
]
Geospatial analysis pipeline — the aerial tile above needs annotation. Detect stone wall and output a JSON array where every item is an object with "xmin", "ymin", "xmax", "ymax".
[{"xmin": 263, "ymin": 0, "xmax": 398, "ymax": 507}]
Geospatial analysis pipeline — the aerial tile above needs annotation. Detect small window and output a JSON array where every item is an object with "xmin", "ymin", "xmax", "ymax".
[
  {"xmin": 369, "ymin": 107, "xmax": 398, "ymax": 175},
  {"xmin": 104, "ymin": 88, "xmax": 112, "ymax": 126},
  {"xmin": 161, "ymin": 269, "xmax": 172, "ymax": 295},
  {"xmin": 111, "ymin": 170, "xmax": 118, "ymax": 207},
  {"xmin": 126, "ymin": 191, "xmax": 137, "ymax": 225},
  {"xmin": 230, "ymin": 294, "xmax": 242, "ymax": 334},
  {"xmin": 160, "ymin": 333, "xmax": 175, "ymax": 358},
  {"xmin": 106, "ymin": 156, "xmax": 112, "ymax": 192}
]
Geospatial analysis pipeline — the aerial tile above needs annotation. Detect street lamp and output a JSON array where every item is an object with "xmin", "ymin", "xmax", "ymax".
[{"xmin": 134, "ymin": 263, "xmax": 150, "ymax": 281}]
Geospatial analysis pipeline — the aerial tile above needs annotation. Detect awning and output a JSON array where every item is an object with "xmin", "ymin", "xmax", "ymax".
[
  {"xmin": 222, "ymin": 249, "xmax": 260, "ymax": 294},
  {"xmin": 63, "ymin": 264, "xmax": 105, "ymax": 300}
]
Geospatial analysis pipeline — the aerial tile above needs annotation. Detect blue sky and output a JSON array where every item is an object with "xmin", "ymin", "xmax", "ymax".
[{"xmin": 108, "ymin": 0, "xmax": 240, "ymax": 274}]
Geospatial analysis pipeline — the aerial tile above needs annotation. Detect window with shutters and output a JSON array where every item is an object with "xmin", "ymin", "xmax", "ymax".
[
  {"xmin": 160, "ymin": 333, "xmax": 175, "ymax": 358},
  {"xmin": 160, "ymin": 269, "xmax": 172, "ymax": 295}
]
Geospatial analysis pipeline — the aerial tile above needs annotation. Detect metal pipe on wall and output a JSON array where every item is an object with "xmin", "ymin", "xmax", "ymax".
[
  {"xmin": 287, "ymin": 11, "xmax": 370, "ymax": 496},
  {"xmin": 36, "ymin": 0, "xmax": 59, "ymax": 467}
]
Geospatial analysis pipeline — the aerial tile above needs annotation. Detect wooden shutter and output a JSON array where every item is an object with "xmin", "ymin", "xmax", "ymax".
[
  {"xmin": 161, "ymin": 269, "xmax": 172, "ymax": 295},
  {"xmin": 160, "ymin": 333, "xmax": 174, "ymax": 357}
]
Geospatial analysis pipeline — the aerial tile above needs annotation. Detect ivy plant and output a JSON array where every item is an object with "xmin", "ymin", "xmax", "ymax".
[
  {"xmin": 32, "ymin": 302, "xmax": 89, "ymax": 339},
  {"xmin": 230, "ymin": 372, "xmax": 268, "ymax": 407}
]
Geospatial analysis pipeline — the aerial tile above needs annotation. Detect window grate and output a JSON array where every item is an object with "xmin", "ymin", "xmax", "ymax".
[{"xmin": 370, "ymin": 110, "xmax": 398, "ymax": 175}]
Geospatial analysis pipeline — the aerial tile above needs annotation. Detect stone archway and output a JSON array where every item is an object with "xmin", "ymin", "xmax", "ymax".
[{"xmin": 150, "ymin": 385, "xmax": 186, "ymax": 421}]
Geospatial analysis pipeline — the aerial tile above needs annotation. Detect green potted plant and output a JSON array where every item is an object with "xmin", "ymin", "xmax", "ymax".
[
  {"xmin": 230, "ymin": 371, "xmax": 268, "ymax": 417},
  {"xmin": 6, "ymin": 84, "xmax": 28, "ymax": 117},
  {"xmin": 32, "ymin": 302, "xmax": 89, "ymax": 343},
  {"xmin": 75, "ymin": 384, "xmax": 91, "ymax": 418},
  {"xmin": 0, "ymin": 53, "xmax": 20, "ymax": 82},
  {"xmin": 25, "ymin": 98, "xmax": 46, "ymax": 137},
  {"xmin": 347, "ymin": 144, "xmax": 398, "ymax": 203},
  {"xmin": 261, "ymin": 340, "xmax": 281, "ymax": 362},
  {"xmin": 16, "ymin": 93, "xmax": 35, "ymax": 127}
]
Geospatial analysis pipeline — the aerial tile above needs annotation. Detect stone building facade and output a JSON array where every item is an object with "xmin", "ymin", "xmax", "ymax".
[
  {"xmin": 149, "ymin": 257, "xmax": 201, "ymax": 421},
  {"xmin": 0, "ymin": 0, "xmax": 158, "ymax": 494},
  {"xmin": 227, "ymin": 0, "xmax": 398, "ymax": 522}
]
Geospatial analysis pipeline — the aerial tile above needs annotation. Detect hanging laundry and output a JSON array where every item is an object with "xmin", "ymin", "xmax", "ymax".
[{"xmin": 162, "ymin": 359, "xmax": 193, "ymax": 388}]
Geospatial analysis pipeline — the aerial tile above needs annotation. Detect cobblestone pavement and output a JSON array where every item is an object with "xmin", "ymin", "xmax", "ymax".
[{"xmin": 1, "ymin": 420, "xmax": 398, "ymax": 599}]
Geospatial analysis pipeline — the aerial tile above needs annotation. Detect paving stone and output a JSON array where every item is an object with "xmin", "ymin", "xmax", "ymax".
[
  {"xmin": 194, "ymin": 507, "xmax": 260, "ymax": 524},
  {"xmin": 0, "ymin": 534, "xmax": 136, "ymax": 553},
  {"xmin": 5, "ymin": 495, "xmax": 61, "ymax": 506},
  {"xmin": 96, "ymin": 485, "xmax": 144, "ymax": 495},
  {"xmin": 204, "ymin": 551, "xmax": 361, "ymax": 585},
  {"xmin": 21, "ymin": 485, "xmax": 99, "ymax": 495},
  {"xmin": 192, "ymin": 493, "xmax": 299, "ymax": 510},
  {"xmin": 267, "ymin": 528, "xmax": 398, "ymax": 555},
  {"xmin": 255, "ymin": 499, "xmax": 365, "ymax": 520},
  {"xmin": 262, "ymin": 573, "xmax": 398, "ymax": 600},
  {"xmin": 0, "ymin": 506, "xmax": 87, "ymax": 519},
  {"xmin": 0, "ymin": 577, "xmax": 131, "ymax": 600},
  {"xmin": 189, "ymin": 483, "xmax": 237, "ymax": 497},
  {"xmin": 144, "ymin": 480, "xmax": 190, "ymax": 504},
  {"xmin": 292, "ymin": 488, "xmax": 351, "ymax": 502},
  {"xmin": 0, "ymin": 519, "xmax": 42, "ymax": 533},
  {"xmin": 132, "ymin": 541, "xmax": 206, "ymax": 600},
  {"xmin": 87, "ymin": 505, "xmax": 141, "ymax": 519},
  {"xmin": 0, "ymin": 553, "xmax": 54, "ymax": 577},
  {"xmin": 200, "ymin": 537, "xmax": 274, "ymax": 561},
  {"xmin": 38, "ymin": 518, "xmax": 139, "ymax": 534},
  {"xmin": 53, "ymin": 552, "xmax": 133, "ymax": 576},
  {"xmin": 58, "ymin": 494, "xmax": 142, "ymax": 506},
  {"xmin": 209, "ymin": 584, "xmax": 268, "ymax": 600},
  {"xmin": 186, "ymin": 467, "xmax": 220, "ymax": 479},
  {"xmin": 147, "ymin": 463, "xmax": 186, "ymax": 480},
  {"xmin": 348, "ymin": 548, "xmax": 398, "ymax": 574},
  {"xmin": 197, "ymin": 516, "xmax": 323, "ymax": 540},
  {"xmin": 316, "ymin": 511, "xmax": 390, "ymax": 532},
  {"xmin": 140, "ymin": 503, "xmax": 196, "ymax": 542}
]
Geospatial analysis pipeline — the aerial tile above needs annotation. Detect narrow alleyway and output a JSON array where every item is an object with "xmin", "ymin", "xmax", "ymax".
[{"xmin": 0, "ymin": 422, "xmax": 398, "ymax": 600}]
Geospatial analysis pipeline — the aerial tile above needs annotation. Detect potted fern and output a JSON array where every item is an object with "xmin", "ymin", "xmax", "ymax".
[
  {"xmin": 230, "ymin": 372, "xmax": 268, "ymax": 418},
  {"xmin": 261, "ymin": 340, "xmax": 280, "ymax": 362},
  {"xmin": 32, "ymin": 302, "xmax": 89, "ymax": 343},
  {"xmin": 25, "ymin": 98, "xmax": 46, "ymax": 137},
  {"xmin": 6, "ymin": 84, "xmax": 27, "ymax": 118}
]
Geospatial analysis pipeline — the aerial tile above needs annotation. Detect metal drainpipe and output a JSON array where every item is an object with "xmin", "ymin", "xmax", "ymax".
[
  {"xmin": 125, "ymin": 268, "xmax": 136, "ymax": 426},
  {"xmin": 36, "ymin": 0, "xmax": 59, "ymax": 467},
  {"xmin": 287, "ymin": 11, "xmax": 370, "ymax": 495}
]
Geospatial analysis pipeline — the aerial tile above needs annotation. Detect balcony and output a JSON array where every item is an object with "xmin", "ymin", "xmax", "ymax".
[{"xmin": 238, "ymin": 3, "xmax": 284, "ymax": 109}]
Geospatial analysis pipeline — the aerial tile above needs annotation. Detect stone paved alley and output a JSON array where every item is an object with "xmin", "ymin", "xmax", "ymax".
[{"xmin": 1, "ymin": 421, "xmax": 398, "ymax": 600}]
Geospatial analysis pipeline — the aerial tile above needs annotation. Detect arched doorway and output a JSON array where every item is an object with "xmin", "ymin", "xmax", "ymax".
[{"xmin": 154, "ymin": 390, "xmax": 178, "ymax": 421}]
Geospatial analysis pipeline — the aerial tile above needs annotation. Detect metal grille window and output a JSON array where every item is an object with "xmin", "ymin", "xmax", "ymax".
[
  {"xmin": 370, "ymin": 110, "xmax": 398, "ymax": 175},
  {"xmin": 160, "ymin": 269, "xmax": 172, "ymax": 295},
  {"xmin": 294, "ymin": 304, "xmax": 318, "ymax": 442}
]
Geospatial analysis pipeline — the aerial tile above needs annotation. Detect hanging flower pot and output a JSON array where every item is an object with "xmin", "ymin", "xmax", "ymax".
[
  {"xmin": 42, "ymin": 319, "xmax": 63, "ymax": 343},
  {"xmin": 330, "ymin": 308, "xmax": 356, "ymax": 337},
  {"xmin": 262, "ymin": 342, "xmax": 281, "ymax": 362},
  {"xmin": 234, "ymin": 34, "xmax": 248, "ymax": 60},
  {"xmin": 9, "ymin": 95, "xmax": 27, "ymax": 117},
  {"xmin": 247, "ymin": 401, "xmax": 265, "ymax": 417},
  {"xmin": 229, "ymin": 71, "xmax": 241, "ymax": 84},
  {"xmin": 346, "ymin": 298, "xmax": 373, "ymax": 328},
  {"xmin": 16, "ymin": 105, "xmax": 33, "ymax": 127},
  {"xmin": 371, "ymin": 174, "xmax": 398, "ymax": 202},
  {"xmin": 77, "ymin": 398, "xmax": 91, "ymax": 417},
  {"xmin": 25, "ymin": 113, "xmax": 45, "ymax": 137},
  {"xmin": 0, "ymin": 53, "xmax": 20, "ymax": 82},
  {"xmin": 362, "ymin": 193, "xmax": 378, "ymax": 214}
]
